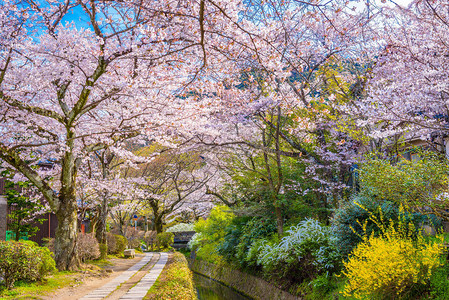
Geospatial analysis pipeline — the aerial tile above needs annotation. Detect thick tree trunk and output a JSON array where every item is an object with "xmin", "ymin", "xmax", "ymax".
[
  {"xmin": 54, "ymin": 136, "xmax": 80, "ymax": 271},
  {"xmin": 150, "ymin": 201, "xmax": 164, "ymax": 234},
  {"xmin": 54, "ymin": 200, "xmax": 79, "ymax": 271},
  {"xmin": 154, "ymin": 215, "xmax": 163, "ymax": 234},
  {"xmin": 275, "ymin": 205, "xmax": 283, "ymax": 238}
]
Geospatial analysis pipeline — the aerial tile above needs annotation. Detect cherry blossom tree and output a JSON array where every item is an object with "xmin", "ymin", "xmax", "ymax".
[
  {"xmin": 77, "ymin": 143, "xmax": 153, "ymax": 258},
  {"xmin": 0, "ymin": 0, "xmax": 223, "ymax": 270},
  {"xmin": 105, "ymin": 179, "xmax": 145, "ymax": 240},
  {"xmin": 190, "ymin": 1, "xmax": 374, "ymax": 235},
  {"xmin": 0, "ymin": 0, "xmax": 378, "ymax": 270},
  {"xmin": 360, "ymin": 1, "xmax": 449, "ymax": 153},
  {"xmin": 123, "ymin": 148, "xmax": 214, "ymax": 233}
]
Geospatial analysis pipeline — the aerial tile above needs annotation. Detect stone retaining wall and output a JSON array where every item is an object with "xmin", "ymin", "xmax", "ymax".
[
  {"xmin": 188, "ymin": 258, "xmax": 300, "ymax": 300},
  {"xmin": 0, "ymin": 195, "xmax": 7, "ymax": 241}
]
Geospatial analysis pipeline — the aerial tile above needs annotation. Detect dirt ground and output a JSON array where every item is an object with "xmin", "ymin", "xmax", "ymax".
[{"xmin": 41, "ymin": 254, "xmax": 146, "ymax": 300}]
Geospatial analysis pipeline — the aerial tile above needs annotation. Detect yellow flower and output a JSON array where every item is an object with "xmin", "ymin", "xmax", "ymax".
[{"xmin": 342, "ymin": 205, "xmax": 444, "ymax": 299}]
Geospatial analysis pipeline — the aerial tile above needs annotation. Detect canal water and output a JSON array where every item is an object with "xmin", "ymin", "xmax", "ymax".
[{"xmin": 193, "ymin": 272, "xmax": 253, "ymax": 300}]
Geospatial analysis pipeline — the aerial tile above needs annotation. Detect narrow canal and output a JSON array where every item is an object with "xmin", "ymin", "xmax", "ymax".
[{"xmin": 193, "ymin": 273, "xmax": 253, "ymax": 300}]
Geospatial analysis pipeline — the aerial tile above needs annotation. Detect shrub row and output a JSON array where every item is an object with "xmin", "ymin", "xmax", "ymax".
[
  {"xmin": 191, "ymin": 201, "xmax": 448, "ymax": 298},
  {"xmin": 79, "ymin": 232, "xmax": 128, "ymax": 260},
  {"xmin": 46, "ymin": 232, "xmax": 129, "ymax": 262}
]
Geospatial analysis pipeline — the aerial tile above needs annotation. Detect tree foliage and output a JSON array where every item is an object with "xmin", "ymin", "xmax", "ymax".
[
  {"xmin": 360, "ymin": 151, "xmax": 449, "ymax": 220},
  {"xmin": 2, "ymin": 176, "xmax": 46, "ymax": 241}
]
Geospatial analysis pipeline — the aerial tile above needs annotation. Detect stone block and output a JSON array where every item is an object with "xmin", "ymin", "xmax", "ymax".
[{"xmin": 124, "ymin": 249, "xmax": 135, "ymax": 258}]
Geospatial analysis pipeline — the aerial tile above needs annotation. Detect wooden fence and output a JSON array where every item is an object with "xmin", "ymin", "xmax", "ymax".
[{"xmin": 6, "ymin": 206, "xmax": 58, "ymax": 245}]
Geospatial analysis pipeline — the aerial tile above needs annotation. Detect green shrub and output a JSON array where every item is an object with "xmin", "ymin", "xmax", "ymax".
[
  {"xmin": 218, "ymin": 216, "xmax": 276, "ymax": 269},
  {"xmin": 99, "ymin": 243, "xmax": 107, "ymax": 259},
  {"xmin": 194, "ymin": 205, "xmax": 234, "ymax": 243},
  {"xmin": 245, "ymin": 238, "xmax": 268, "ymax": 268},
  {"xmin": 196, "ymin": 242, "xmax": 225, "ymax": 265},
  {"xmin": 190, "ymin": 205, "xmax": 234, "ymax": 263},
  {"xmin": 0, "ymin": 241, "xmax": 56, "ymax": 289},
  {"xmin": 331, "ymin": 194, "xmax": 436, "ymax": 257},
  {"xmin": 360, "ymin": 151, "xmax": 449, "ymax": 218},
  {"xmin": 106, "ymin": 233, "xmax": 128, "ymax": 255},
  {"xmin": 21, "ymin": 240, "xmax": 56, "ymax": 280},
  {"xmin": 156, "ymin": 232, "xmax": 174, "ymax": 250},
  {"xmin": 342, "ymin": 211, "xmax": 444, "ymax": 299},
  {"xmin": 236, "ymin": 218, "xmax": 276, "ymax": 267},
  {"xmin": 42, "ymin": 237, "xmax": 54, "ymax": 253},
  {"xmin": 33, "ymin": 243, "xmax": 57, "ymax": 280},
  {"xmin": 114, "ymin": 235, "xmax": 128, "ymax": 255},
  {"xmin": 429, "ymin": 263, "xmax": 449, "ymax": 299},
  {"xmin": 258, "ymin": 219, "xmax": 341, "ymax": 286},
  {"xmin": 216, "ymin": 218, "xmax": 246, "ymax": 263}
]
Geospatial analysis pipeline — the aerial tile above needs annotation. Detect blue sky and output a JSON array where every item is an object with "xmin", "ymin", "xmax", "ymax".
[{"xmin": 59, "ymin": 5, "xmax": 92, "ymax": 29}]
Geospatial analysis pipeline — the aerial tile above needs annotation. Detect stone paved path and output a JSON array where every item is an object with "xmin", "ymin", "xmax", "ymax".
[
  {"xmin": 119, "ymin": 252, "xmax": 168, "ymax": 300},
  {"xmin": 79, "ymin": 252, "xmax": 153, "ymax": 300},
  {"xmin": 105, "ymin": 253, "xmax": 160, "ymax": 300},
  {"xmin": 79, "ymin": 252, "xmax": 168, "ymax": 300}
]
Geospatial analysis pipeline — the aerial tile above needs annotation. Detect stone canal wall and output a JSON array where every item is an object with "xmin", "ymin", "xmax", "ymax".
[{"xmin": 188, "ymin": 258, "xmax": 300, "ymax": 300}]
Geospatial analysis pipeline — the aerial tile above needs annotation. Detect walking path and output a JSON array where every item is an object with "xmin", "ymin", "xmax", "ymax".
[
  {"xmin": 119, "ymin": 252, "xmax": 168, "ymax": 300},
  {"xmin": 79, "ymin": 252, "xmax": 168, "ymax": 300},
  {"xmin": 105, "ymin": 253, "xmax": 160, "ymax": 300}
]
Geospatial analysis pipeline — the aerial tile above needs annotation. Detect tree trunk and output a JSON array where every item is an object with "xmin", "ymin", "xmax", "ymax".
[
  {"xmin": 275, "ymin": 205, "xmax": 283, "ymax": 238},
  {"xmin": 154, "ymin": 216, "xmax": 163, "ymax": 234},
  {"xmin": 150, "ymin": 201, "xmax": 163, "ymax": 233},
  {"xmin": 54, "ymin": 138, "xmax": 79, "ymax": 271},
  {"xmin": 96, "ymin": 197, "xmax": 108, "ymax": 244},
  {"xmin": 14, "ymin": 217, "xmax": 21, "ymax": 241},
  {"xmin": 90, "ymin": 216, "xmax": 98, "ymax": 234},
  {"xmin": 54, "ymin": 200, "xmax": 79, "ymax": 271},
  {"xmin": 95, "ymin": 193, "xmax": 108, "ymax": 258}
]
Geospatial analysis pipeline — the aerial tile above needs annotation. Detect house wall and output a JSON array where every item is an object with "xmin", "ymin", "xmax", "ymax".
[{"xmin": 26, "ymin": 213, "xmax": 58, "ymax": 245}]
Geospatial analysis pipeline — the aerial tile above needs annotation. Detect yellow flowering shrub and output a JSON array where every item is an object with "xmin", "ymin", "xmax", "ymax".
[{"xmin": 342, "ymin": 207, "xmax": 445, "ymax": 299}]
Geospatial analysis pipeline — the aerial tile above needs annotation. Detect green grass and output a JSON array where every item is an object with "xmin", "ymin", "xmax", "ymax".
[
  {"xmin": 0, "ymin": 258, "xmax": 111, "ymax": 300},
  {"xmin": 295, "ymin": 274, "xmax": 361, "ymax": 300},
  {"xmin": 144, "ymin": 252, "xmax": 197, "ymax": 300},
  {"xmin": 88, "ymin": 258, "xmax": 114, "ymax": 268},
  {"xmin": 0, "ymin": 271, "xmax": 77, "ymax": 300}
]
